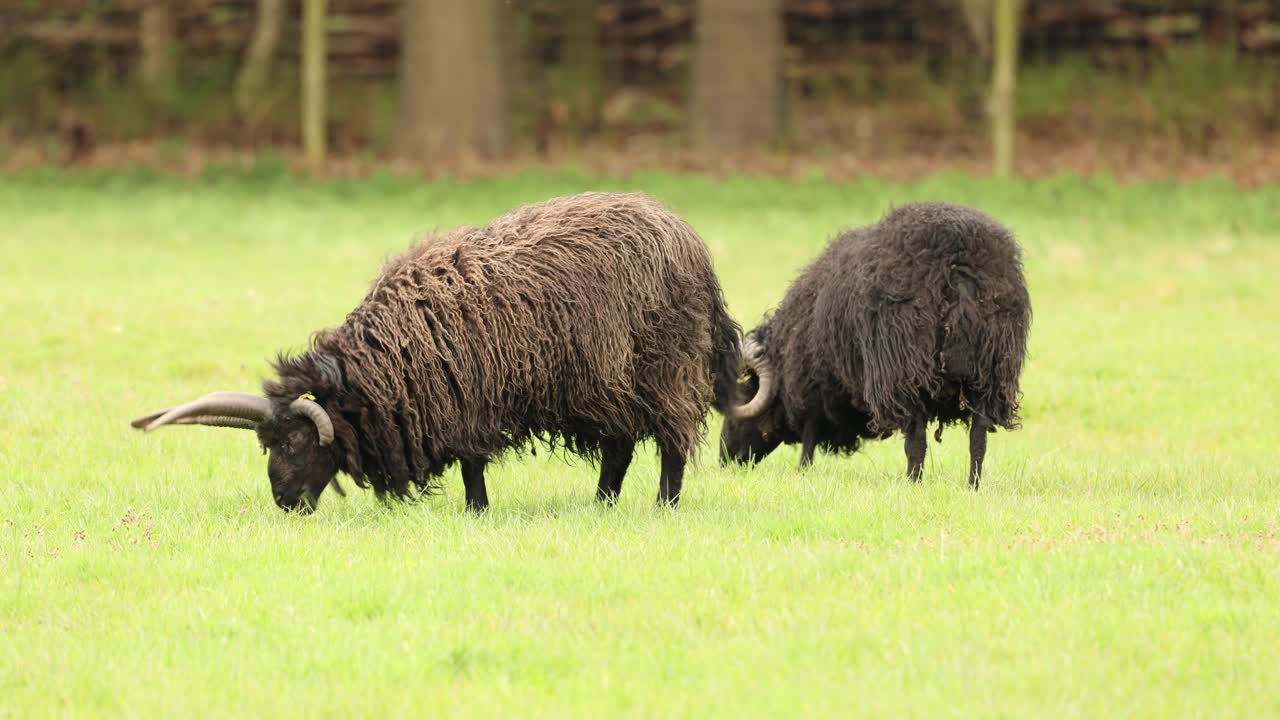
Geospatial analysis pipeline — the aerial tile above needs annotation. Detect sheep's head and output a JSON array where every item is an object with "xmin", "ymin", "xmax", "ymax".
[
  {"xmin": 131, "ymin": 392, "xmax": 338, "ymax": 513},
  {"xmin": 719, "ymin": 337, "xmax": 783, "ymax": 465}
]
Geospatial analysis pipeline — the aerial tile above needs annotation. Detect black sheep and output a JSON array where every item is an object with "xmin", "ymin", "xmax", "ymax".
[
  {"xmin": 720, "ymin": 201, "xmax": 1030, "ymax": 488},
  {"xmin": 132, "ymin": 192, "xmax": 741, "ymax": 512}
]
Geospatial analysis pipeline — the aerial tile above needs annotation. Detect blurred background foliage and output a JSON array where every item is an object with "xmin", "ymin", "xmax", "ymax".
[{"xmin": 1, "ymin": 0, "xmax": 1278, "ymax": 179}]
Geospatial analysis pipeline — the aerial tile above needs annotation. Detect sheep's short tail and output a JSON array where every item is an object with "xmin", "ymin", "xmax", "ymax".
[
  {"xmin": 940, "ymin": 275, "xmax": 980, "ymax": 384},
  {"xmin": 709, "ymin": 290, "xmax": 742, "ymax": 414},
  {"xmin": 938, "ymin": 270, "xmax": 1030, "ymax": 431}
]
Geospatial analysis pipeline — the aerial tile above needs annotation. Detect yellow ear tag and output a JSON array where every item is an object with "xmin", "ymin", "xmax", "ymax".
[{"xmin": 299, "ymin": 392, "xmax": 317, "ymax": 402}]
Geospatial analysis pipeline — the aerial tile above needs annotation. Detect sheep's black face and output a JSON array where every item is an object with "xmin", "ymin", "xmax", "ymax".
[
  {"xmin": 256, "ymin": 417, "xmax": 337, "ymax": 514},
  {"xmin": 719, "ymin": 373, "xmax": 784, "ymax": 465},
  {"xmin": 720, "ymin": 415, "xmax": 783, "ymax": 465}
]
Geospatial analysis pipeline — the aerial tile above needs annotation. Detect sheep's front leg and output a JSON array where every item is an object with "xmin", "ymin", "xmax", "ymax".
[
  {"xmin": 596, "ymin": 438, "xmax": 635, "ymax": 505},
  {"xmin": 904, "ymin": 417, "xmax": 927, "ymax": 482},
  {"xmin": 968, "ymin": 414, "xmax": 991, "ymax": 490},
  {"xmin": 461, "ymin": 458, "xmax": 489, "ymax": 513},
  {"xmin": 799, "ymin": 418, "xmax": 818, "ymax": 469},
  {"xmin": 657, "ymin": 442, "xmax": 686, "ymax": 507}
]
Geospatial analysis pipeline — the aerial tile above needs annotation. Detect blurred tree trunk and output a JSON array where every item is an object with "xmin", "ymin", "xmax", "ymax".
[
  {"xmin": 958, "ymin": 0, "xmax": 993, "ymax": 58},
  {"xmin": 691, "ymin": 0, "xmax": 783, "ymax": 151},
  {"xmin": 398, "ymin": 0, "xmax": 508, "ymax": 165},
  {"xmin": 557, "ymin": 0, "xmax": 604, "ymax": 139},
  {"xmin": 235, "ymin": 0, "xmax": 285, "ymax": 118},
  {"xmin": 302, "ymin": 0, "xmax": 327, "ymax": 173},
  {"xmin": 139, "ymin": 0, "xmax": 176, "ymax": 104},
  {"xmin": 991, "ymin": 0, "xmax": 1019, "ymax": 177},
  {"xmin": 504, "ymin": 5, "xmax": 538, "ymax": 151}
]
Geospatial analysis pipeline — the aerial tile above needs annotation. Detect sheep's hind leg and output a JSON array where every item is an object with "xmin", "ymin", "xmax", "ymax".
[
  {"xmin": 968, "ymin": 414, "xmax": 991, "ymax": 490},
  {"xmin": 904, "ymin": 416, "xmax": 927, "ymax": 482},
  {"xmin": 656, "ymin": 442, "xmax": 686, "ymax": 507},
  {"xmin": 461, "ymin": 458, "xmax": 489, "ymax": 513},
  {"xmin": 596, "ymin": 438, "xmax": 636, "ymax": 505}
]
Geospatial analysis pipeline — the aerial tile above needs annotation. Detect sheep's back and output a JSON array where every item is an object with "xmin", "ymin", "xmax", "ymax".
[{"xmin": 338, "ymin": 192, "xmax": 721, "ymax": 456}]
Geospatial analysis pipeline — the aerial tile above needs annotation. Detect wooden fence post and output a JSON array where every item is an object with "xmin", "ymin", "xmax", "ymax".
[{"xmin": 302, "ymin": 0, "xmax": 327, "ymax": 173}]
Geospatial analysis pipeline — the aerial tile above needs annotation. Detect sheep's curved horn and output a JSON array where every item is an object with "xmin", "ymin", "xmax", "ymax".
[
  {"xmin": 135, "ymin": 414, "xmax": 261, "ymax": 430},
  {"xmin": 732, "ymin": 338, "xmax": 777, "ymax": 419},
  {"xmin": 131, "ymin": 392, "xmax": 272, "ymax": 432},
  {"xmin": 290, "ymin": 397, "xmax": 334, "ymax": 446}
]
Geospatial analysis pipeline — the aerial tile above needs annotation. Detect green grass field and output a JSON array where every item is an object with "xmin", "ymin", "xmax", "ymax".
[{"xmin": 2, "ymin": 168, "xmax": 1278, "ymax": 718}]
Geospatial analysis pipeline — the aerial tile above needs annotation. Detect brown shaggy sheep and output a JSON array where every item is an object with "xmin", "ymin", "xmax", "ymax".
[{"xmin": 132, "ymin": 192, "xmax": 740, "ymax": 512}]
